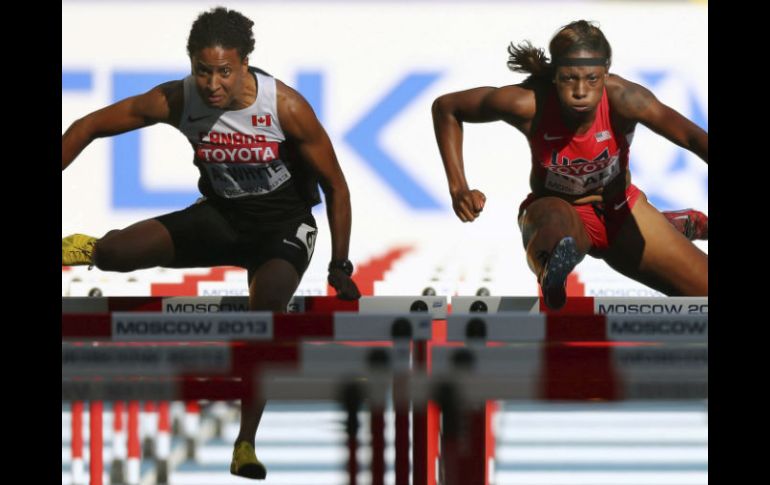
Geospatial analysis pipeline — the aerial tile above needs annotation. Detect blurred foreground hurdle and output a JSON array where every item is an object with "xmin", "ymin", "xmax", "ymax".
[{"xmin": 62, "ymin": 296, "xmax": 706, "ymax": 485}]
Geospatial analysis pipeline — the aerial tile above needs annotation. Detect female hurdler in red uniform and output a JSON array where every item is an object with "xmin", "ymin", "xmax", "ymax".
[{"xmin": 432, "ymin": 20, "xmax": 707, "ymax": 308}]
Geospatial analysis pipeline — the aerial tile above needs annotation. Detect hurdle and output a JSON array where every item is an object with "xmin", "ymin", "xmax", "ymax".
[
  {"xmin": 255, "ymin": 346, "xmax": 707, "ymax": 485},
  {"xmin": 433, "ymin": 310, "xmax": 707, "ymax": 484},
  {"xmin": 450, "ymin": 296, "xmax": 708, "ymax": 314},
  {"xmin": 63, "ymin": 318, "xmax": 429, "ymax": 485},
  {"xmin": 62, "ymin": 295, "xmax": 707, "ymax": 485},
  {"xmin": 63, "ymin": 294, "xmax": 444, "ymax": 485}
]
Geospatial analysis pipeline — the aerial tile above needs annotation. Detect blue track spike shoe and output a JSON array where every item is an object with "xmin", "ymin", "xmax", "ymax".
[
  {"xmin": 539, "ymin": 236, "xmax": 584, "ymax": 310},
  {"xmin": 662, "ymin": 209, "xmax": 708, "ymax": 241},
  {"xmin": 62, "ymin": 234, "xmax": 97, "ymax": 268},
  {"xmin": 230, "ymin": 441, "xmax": 267, "ymax": 480}
]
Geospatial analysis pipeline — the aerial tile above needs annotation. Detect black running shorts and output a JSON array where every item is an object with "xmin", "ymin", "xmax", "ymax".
[{"xmin": 154, "ymin": 198, "xmax": 317, "ymax": 283}]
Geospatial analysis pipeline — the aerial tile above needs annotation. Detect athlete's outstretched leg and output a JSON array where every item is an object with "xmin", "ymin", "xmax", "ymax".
[
  {"xmin": 519, "ymin": 197, "xmax": 592, "ymax": 309},
  {"xmin": 62, "ymin": 219, "xmax": 175, "ymax": 270},
  {"xmin": 231, "ymin": 259, "xmax": 301, "ymax": 480},
  {"xmin": 91, "ymin": 219, "xmax": 176, "ymax": 271},
  {"xmin": 604, "ymin": 192, "xmax": 708, "ymax": 295}
]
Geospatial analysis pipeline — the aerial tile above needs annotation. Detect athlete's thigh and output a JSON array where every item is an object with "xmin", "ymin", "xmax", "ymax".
[
  {"xmin": 154, "ymin": 199, "xmax": 241, "ymax": 268},
  {"xmin": 245, "ymin": 215, "xmax": 318, "ymax": 311},
  {"xmin": 96, "ymin": 219, "xmax": 175, "ymax": 270},
  {"xmin": 603, "ymin": 192, "xmax": 708, "ymax": 295},
  {"xmin": 248, "ymin": 259, "xmax": 301, "ymax": 311}
]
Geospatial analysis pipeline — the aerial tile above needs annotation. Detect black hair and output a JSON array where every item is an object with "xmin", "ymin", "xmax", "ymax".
[
  {"xmin": 507, "ymin": 20, "xmax": 612, "ymax": 83},
  {"xmin": 187, "ymin": 7, "xmax": 255, "ymax": 60}
]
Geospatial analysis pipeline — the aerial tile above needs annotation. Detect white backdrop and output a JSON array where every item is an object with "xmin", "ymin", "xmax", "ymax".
[{"xmin": 62, "ymin": 1, "xmax": 707, "ymax": 296}]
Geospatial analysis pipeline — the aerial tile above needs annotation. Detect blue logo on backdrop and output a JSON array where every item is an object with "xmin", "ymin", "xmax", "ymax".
[
  {"xmin": 635, "ymin": 71, "xmax": 708, "ymax": 210},
  {"xmin": 63, "ymin": 69, "xmax": 442, "ymax": 210},
  {"xmin": 343, "ymin": 73, "xmax": 442, "ymax": 209},
  {"xmin": 62, "ymin": 69, "xmax": 705, "ymax": 211}
]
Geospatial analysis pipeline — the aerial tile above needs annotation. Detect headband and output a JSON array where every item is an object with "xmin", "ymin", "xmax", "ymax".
[{"xmin": 552, "ymin": 57, "xmax": 608, "ymax": 67}]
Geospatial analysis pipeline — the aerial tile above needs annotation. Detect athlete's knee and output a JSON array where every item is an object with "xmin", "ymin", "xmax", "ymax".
[
  {"xmin": 249, "ymin": 279, "xmax": 297, "ymax": 311},
  {"xmin": 249, "ymin": 294, "xmax": 289, "ymax": 312},
  {"xmin": 526, "ymin": 197, "xmax": 575, "ymax": 229},
  {"xmin": 92, "ymin": 238, "xmax": 134, "ymax": 272},
  {"xmin": 670, "ymin": 248, "xmax": 708, "ymax": 296},
  {"xmin": 691, "ymin": 266, "xmax": 708, "ymax": 296}
]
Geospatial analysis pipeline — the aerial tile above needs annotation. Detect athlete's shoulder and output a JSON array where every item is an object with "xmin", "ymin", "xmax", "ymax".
[
  {"xmin": 163, "ymin": 80, "xmax": 185, "ymax": 127},
  {"xmin": 275, "ymin": 79, "xmax": 313, "ymax": 114},
  {"xmin": 488, "ymin": 83, "xmax": 538, "ymax": 119},
  {"xmin": 133, "ymin": 79, "xmax": 184, "ymax": 126},
  {"xmin": 157, "ymin": 80, "xmax": 185, "ymax": 105},
  {"xmin": 605, "ymin": 73, "xmax": 656, "ymax": 120},
  {"xmin": 273, "ymin": 79, "xmax": 322, "ymax": 141},
  {"xmin": 495, "ymin": 82, "xmax": 538, "ymax": 101},
  {"xmin": 605, "ymin": 73, "xmax": 636, "ymax": 97}
]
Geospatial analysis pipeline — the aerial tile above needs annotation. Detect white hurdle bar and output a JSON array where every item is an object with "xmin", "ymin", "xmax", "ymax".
[
  {"xmin": 445, "ymin": 313, "xmax": 708, "ymax": 343},
  {"xmin": 62, "ymin": 295, "xmax": 449, "ymax": 317},
  {"xmin": 450, "ymin": 296, "xmax": 708, "ymax": 314}
]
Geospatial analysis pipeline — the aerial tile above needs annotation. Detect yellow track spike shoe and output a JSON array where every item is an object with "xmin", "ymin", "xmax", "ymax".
[
  {"xmin": 230, "ymin": 441, "xmax": 267, "ymax": 480},
  {"xmin": 62, "ymin": 234, "xmax": 97, "ymax": 267}
]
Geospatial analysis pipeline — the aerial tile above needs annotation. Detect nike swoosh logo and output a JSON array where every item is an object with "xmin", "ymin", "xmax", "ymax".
[
  {"xmin": 187, "ymin": 114, "xmax": 211, "ymax": 122},
  {"xmin": 613, "ymin": 198, "xmax": 630, "ymax": 210},
  {"xmin": 282, "ymin": 239, "xmax": 302, "ymax": 251},
  {"xmin": 544, "ymin": 133, "xmax": 563, "ymax": 141}
]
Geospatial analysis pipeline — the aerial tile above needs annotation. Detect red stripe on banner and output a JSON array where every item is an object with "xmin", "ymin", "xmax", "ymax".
[
  {"xmin": 330, "ymin": 246, "xmax": 414, "ymax": 296},
  {"xmin": 151, "ymin": 266, "xmax": 242, "ymax": 296},
  {"xmin": 302, "ymin": 296, "xmax": 359, "ymax": 312},
  {"xmin": 273, "ymin": 313, "xmax": 334, "ymax": 339},
  {"xmin": 539, "ymin": 296, "xmax": 596, "ymax": 314},
  {"xmin": 568, "ymin": 273, "xmax": 586, "ymax": 297},
  {"xmin": 545, "ymin": 314, "xmax": 607, "ymax": 341},
  {"xmin": 62, "ymin": 313, "xmax": 111, "ymax": 338}
]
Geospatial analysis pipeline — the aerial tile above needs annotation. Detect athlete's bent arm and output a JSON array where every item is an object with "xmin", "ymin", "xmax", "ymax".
[
  {"xmin": 62, "ymin": 81, "xmax": 183, "ymax": 170},
  {"xmin": 607, "ymin": 75, "xmax": 708, "ymax": 163},
  {"xmin": 432, "ymin": 85, "xmax": 535, "ymax": 222},
  {"xmin": 276, "ymin": 81, "xmax": 360, "ymax": 300}
]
